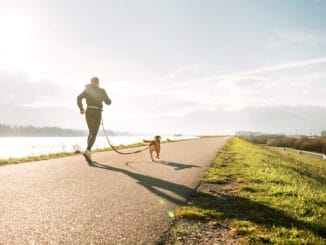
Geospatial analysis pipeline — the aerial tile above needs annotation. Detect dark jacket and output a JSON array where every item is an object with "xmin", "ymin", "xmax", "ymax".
[{"xmin": 77, "ymin": 84, "xmax": 111, "ymax": 111}]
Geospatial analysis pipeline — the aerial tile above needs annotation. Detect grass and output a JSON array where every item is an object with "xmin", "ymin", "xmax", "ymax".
[
  {"xmin": 176, "ymin": 206, "xmax": 223, "ymax": 220},
  {"xmin": 174, "ymin": 137, "xmax": 326, "ymax": 244},
  {"xmin": 172, "ymin": 228, "xmax": 191, "ymax": 237},
  {"xmin": 0, "ymin": 142, "xmax": 148, "ymax": 166}
]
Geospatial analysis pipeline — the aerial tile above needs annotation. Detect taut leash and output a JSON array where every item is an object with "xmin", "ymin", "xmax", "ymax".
[{"xmin": 101, "ymin": 120, "xmax": 148, "ymax": 155}]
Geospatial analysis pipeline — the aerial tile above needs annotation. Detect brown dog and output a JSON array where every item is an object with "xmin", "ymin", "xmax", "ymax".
[{"xmin": 143, "ymin": 136, "xmax": 161, "ymax": 162}]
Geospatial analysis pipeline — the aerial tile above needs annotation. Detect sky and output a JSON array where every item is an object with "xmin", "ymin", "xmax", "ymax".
[{"xmin": 0, "ymin": 0, "xmax": 326, "ymax": 134}]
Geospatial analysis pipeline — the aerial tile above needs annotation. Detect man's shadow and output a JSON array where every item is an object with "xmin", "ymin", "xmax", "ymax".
[
  {"xmin": 88, "ymin": 161, "xmax": 325, "ymax": 238},
  {"xmin": 125, "ymin": 161, "xmax": 200, "ymax": 171},
  {"xmin": 90, "ymin": 161, "xmax": 192, "ymax": 205}
]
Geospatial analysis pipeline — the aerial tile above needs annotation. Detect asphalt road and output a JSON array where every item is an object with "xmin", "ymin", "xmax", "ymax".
[{"xmin": 0, "ymin": 137, "xmax": 229, "ymax": 244}]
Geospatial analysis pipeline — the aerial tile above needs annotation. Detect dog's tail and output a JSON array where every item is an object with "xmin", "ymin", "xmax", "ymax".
[{"xmin": 143, "ymin": 140, "xmax": 151, "ymax": 143}]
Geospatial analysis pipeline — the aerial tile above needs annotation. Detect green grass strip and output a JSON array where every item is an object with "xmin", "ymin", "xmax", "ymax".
[{"xmin": 179, "ymin": 137, "xmax": 326, "ymax": 244}]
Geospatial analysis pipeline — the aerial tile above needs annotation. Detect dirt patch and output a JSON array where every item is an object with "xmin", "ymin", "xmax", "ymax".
[
  {"xmin": 159, "ymin": 219, "xmax": 238, "ymax": 245},
  {"xmin": 158, "ymin": 178, "xmax": 242, "ymax": 244}
]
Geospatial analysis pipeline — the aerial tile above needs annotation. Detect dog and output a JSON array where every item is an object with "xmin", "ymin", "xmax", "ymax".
[{"xmin": 143, "ymin": 135, "xmax": 161, "ymax": 162}]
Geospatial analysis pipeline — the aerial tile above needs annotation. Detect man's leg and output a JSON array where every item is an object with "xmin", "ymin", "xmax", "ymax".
[
  {"xmin": 84, "ymin": 110, "xmax": 101, "ymax": 163},
  {"xmin": 86, "ymin": 110, "xmax": 102, "ymax": 151}
]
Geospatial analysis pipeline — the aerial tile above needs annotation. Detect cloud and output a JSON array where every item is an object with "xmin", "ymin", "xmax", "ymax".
[
  {"xmin": 160, "ymin": 70, "xmax": 326, "ymax": 112},
  {"xmin": 161, "ymin": 64, "xmax": 201, "ymax": 80},
  {"xmin": 241, "ymin": 57, "xmax": 326, "ymax": 75},
  {"xmin": 225, "ymin": 75, "xmax": 267, "ymax": 89},
  {"xmin": 109, "ymin": 89, "xmax": 219, "ymax": 119},
  {"xmin": 0, "ymin": 70, "xmax": 68, "ymax": 107},
  {"xmin": 159, "ymin": 56, "xmax": 326, "ymax": 90},
  {"xmin": 3, "ymin": 56, "xmax": 324, "ymax": 124},
  {"xmin": 275, "ymin": 29, "xmax": 326, "ymax": 45},
  {"xmin": 108, "ymin": 62, "xmax": 326, "ymax": 117}
]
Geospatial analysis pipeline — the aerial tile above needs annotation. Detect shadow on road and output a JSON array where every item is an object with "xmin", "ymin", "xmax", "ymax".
[
  {"xmin": 90, "ymin": 161, "xmax": 326, "ymax": 238},
  {"xmin": 158, "ymin": 161, "xmax": 200, "ymax": 170},
  {"xmin": 125, "ymin": 161, "xmax": 200, "ymax": 171},
  {"xmin": 91, "ymin": 161, "xmax": 191, "ymax": 205}
]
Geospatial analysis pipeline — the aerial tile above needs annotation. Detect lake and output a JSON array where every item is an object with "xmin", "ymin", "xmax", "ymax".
[{"xmin": 0, "ymin": 135, "xmax": 197, "ymax": 159}]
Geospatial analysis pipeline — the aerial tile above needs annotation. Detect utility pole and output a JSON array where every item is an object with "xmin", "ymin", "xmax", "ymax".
[{"xmin": 310, "ymin": 128, "xmax": 313, "ymax": 138}]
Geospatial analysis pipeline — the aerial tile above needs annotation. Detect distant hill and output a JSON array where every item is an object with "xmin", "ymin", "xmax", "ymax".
[
  {"xmin": 0, "ymin": 104, "xmax": 82, "ymax": 128},
  {"xmin": 1, "ymin": 103, "xmax": 325, "ymax": 135},
  {"xmin": 0, "ymin": 124, "xmax": 116, "ymax": 137},
  {"xmin": 0, "ymin": 103, "xmax": 134, "ymax": 136},
  {"xmin": 145, "ymin": 105, "xmax": 326, "ymax": 135}
]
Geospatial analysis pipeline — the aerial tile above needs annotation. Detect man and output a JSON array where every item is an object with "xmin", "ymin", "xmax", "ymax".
[{"xmin": 77, "ymin": 77, "xmax": 111, "ymax": 163}]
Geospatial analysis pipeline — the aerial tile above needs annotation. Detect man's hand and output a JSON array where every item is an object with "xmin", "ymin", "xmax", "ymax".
[{"xmin": 80, "ymin": 109, "xmax": 85, "ymax": 115}]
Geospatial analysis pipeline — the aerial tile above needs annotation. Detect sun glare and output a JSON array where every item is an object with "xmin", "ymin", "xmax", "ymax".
[
  {"xmin": 0, "ymin": 12, "xmax": 32, "ymax": 43},
  {"xmin": 0, "ymin": 11, "xmax": 34, "ymax": 70}
]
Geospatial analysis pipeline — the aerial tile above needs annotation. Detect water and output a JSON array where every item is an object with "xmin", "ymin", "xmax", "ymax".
[{"xmin": 0, "ymin": 135, "xmax": 197, "ymax": 159}]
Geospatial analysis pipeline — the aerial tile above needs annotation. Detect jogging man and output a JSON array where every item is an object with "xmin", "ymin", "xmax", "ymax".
[{"xmin": 77, "ymin": 77, "xmax": 111, "ymax": 163}]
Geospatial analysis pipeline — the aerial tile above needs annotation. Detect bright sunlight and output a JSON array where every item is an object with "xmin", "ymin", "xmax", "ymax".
[{"xmin": 0, "ymin": 11, "xmax": 34, "ymax": 70}]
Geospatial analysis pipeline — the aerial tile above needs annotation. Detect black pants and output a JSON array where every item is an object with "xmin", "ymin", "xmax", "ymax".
[{"xmin": 86, "ymin": 109, "xmax": 102, "ymax": 151}]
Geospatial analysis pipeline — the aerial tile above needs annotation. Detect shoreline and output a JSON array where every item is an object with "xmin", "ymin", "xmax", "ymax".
[
  {"xmin": 0, "ymin": 142, "xmax": 148, "ymax": 166},
  {"xmin": 0, "ymin": 138, "xmax": 195, "ymax": 167}
]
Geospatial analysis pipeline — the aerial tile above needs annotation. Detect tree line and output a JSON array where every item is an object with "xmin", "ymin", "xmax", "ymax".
[
  {"xmin": 242, "ymin": 134, "xmax": 326, "ymax": 154},
  {"xmin": 0, "ymin": 124, "xmax": 89, "ymax": 137}
]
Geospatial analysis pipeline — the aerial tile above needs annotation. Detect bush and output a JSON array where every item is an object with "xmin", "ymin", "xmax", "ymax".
[{"xmin": 243, "ymin": 135, "xmax": 326, "ymax": 154}]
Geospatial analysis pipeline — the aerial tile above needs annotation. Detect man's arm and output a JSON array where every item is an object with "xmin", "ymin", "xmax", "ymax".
[
  {"xmin": 77, "ymin": 90, "xmax": 86, "ymax": 113},
  {"xmin": 102, "ymin": 90, "xmax": 112, "ymax": 105}
]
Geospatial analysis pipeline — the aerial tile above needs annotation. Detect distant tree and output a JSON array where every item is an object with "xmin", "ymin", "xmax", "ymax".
[
  {"xmin": 0, "ymin": 124, "xmax": 87, "ymax": 137},
  {"xmin": 241, "ymin": 134, "xmax": 326, "ymax": 155}
]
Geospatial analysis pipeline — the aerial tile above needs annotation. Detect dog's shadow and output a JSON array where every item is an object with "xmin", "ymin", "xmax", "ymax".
[
  {"xmin": 126, "ymin": 160, "xmax": 200, "ymax": 171},
  {"xmin": 158, "ymin": 161, "xmax": 200, "ymax": 170}
]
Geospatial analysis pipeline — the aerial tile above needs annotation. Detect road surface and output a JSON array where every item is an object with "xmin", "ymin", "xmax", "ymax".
[{"xmin": 0, "ymin": 137, "xmax": 229, "ymax": 244}]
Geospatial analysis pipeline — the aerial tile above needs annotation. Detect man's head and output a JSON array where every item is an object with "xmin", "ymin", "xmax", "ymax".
[{"xmin": 91, "ymin": 77, "xmax": 99, "ymax": 86}]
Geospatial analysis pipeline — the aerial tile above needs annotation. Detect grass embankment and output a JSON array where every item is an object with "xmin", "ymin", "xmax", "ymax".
[{"xmin": 171, "ymin": 137, "xmax": 326, "ymax": 244}]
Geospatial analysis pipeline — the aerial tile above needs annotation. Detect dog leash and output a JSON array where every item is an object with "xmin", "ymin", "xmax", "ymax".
[{"xmin": 101, "ymin": 120, "xmax": 148, "ymax": 155}]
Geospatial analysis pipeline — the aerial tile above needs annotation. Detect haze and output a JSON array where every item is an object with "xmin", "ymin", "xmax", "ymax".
[{"xmin": 0, "ymin": 0, "xmax": 325, "ymax": 135}]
